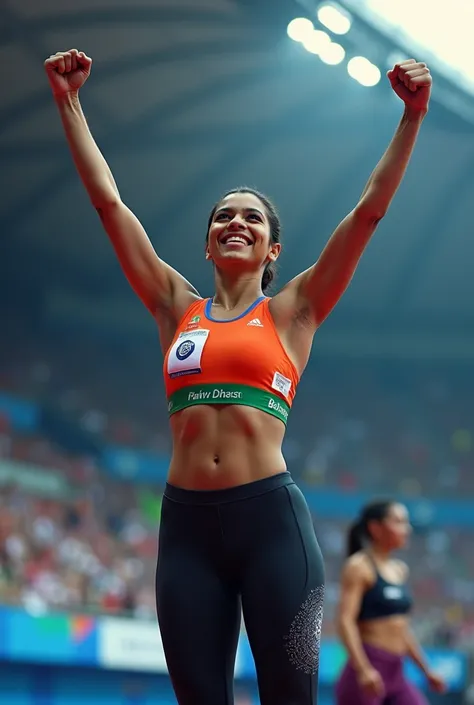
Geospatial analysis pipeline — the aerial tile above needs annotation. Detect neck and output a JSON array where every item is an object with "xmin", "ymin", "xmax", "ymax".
[
  {"xmin": 367, "ymin": 544, "xmax": 391, "ymax": 562},
  {"xmin": 212, "ymin": 270, "xmax": 264, "ymax": 310}
]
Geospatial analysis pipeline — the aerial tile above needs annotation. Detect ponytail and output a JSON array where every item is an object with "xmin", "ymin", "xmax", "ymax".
[
  {"xmin": 347, "ymin": 519, "xmax": 365, "ymax": 557},
  {"xmin": 347, "ymin": 499, "xmax": 394, "ymax": 557}
]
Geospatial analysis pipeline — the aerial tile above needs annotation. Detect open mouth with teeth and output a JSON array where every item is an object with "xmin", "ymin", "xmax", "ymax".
[{"xmin": 219, "ymin": 233, "xmax": 253, "ymax": 246}]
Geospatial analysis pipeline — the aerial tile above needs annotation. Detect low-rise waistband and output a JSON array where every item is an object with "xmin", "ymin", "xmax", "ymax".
[{"xmin": 164, "ymin": 471, "xmax": 294, "ymax": 505}]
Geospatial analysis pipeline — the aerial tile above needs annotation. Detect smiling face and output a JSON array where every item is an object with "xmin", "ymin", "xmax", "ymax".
[{"xmin": 205, "ymin": 191, "xmax": 281, "ymax": 278}]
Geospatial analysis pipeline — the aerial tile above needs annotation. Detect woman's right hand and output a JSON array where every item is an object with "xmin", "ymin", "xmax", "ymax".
[
  {"xmin": 44, "ymin": 49, "xmax": 92, "ymax": 97},
  {"xmin": 357, "ymin": 666, "xmax": 385, "ymax": 698}
]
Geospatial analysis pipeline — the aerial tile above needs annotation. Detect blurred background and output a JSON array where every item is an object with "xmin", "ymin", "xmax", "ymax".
[{"xmin": 1, "ymin": 0, "xmax": 474, "ymax": 703}]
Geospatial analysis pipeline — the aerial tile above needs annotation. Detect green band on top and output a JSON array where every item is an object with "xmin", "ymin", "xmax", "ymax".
[{"xmin": 167, "ymin": 383, "xmax": 290, "ymax": 425}]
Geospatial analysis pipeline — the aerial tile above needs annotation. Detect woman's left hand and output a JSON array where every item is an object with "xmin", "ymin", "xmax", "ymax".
[
  {"xmin": 427, "ymin": 671, "xmax": 447, "ymax": 693},
  {"xmin": 387, "ymin": 59, "xmax": 432, "ymax": 113}
]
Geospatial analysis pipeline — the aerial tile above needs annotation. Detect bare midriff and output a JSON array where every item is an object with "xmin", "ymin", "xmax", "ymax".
[
  {"xmin": 167, "ymin": 403, "xmax": 287, "ymax": 489},
  {"xmin": 359, "ymin": 615, "xmax": 410, "ymax": 656}
]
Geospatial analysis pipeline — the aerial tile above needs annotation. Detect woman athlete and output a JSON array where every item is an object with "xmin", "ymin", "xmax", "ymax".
[
  {"xmin": 45, "ymin": 49, "xmax": 432, "ymax": 705},
  {"xmin": 336, "ymin": 500, "xmax": 446, "ymax": 705}
]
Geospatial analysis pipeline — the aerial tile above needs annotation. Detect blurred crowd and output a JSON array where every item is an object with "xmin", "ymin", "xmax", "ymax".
[
  {"xmin": 1, "ymin": 335, "xmax": 474, "ymax": 651},
  {"xmin": 3, "ymin": 330, "xmax": 474, "ymax": 497},
  {"xmin": 0, "ymin": 429, "xmax": 158, "ymax": 620}
]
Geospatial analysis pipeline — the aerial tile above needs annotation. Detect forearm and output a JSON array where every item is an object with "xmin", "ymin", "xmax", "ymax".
[
  {"xmin": 359, "ymin": 106, "xmax": 427, "ymax": 220},
  {"xmin": 55, "ymin": 91, "xmax": 119, "ymax": 207},
  {"xmin": 338, "ymin": 619, "xmax": 372, "ymax": 674},
  {"xmin": 405, "ymin": 628, "xmax": 430, "ymax": 676}
]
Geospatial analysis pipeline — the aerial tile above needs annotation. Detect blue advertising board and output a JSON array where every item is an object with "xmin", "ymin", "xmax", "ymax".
[{"xmin": 0, "ymin": 608, "xmax": 467, "ymax": 691}]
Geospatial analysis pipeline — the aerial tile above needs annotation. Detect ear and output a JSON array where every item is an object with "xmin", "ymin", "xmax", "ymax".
[
  {"xmin": 205, "ymin": 243, "xmax": 212, "ymax": 260},
  {"xmin": 268, "ymin": 242, "xmax": 282, "ymax": 262}
]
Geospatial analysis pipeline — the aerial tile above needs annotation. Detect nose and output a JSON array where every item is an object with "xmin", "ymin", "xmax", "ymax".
[{"xmin": 226, "ymin": 215, "xmax": 246, "ymax": 230}]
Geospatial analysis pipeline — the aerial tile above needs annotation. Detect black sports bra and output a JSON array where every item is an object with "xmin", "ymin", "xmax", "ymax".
[{"xmin": 358, "ymin": 555, "xmax": 413, "ymax": 622}]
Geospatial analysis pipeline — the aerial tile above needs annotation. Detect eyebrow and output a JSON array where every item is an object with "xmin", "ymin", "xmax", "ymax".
[{"xmin": 215, "ymin": 206, "xmax": 265, "ymax": 216}]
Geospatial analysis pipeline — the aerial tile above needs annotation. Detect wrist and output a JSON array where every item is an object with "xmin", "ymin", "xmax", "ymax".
[
  {"xmin": 403, "ymin": 105, "xmax": 428, "ymax": 123},
  {"xmin": 354, "ymin": 661, "xmax": 372, "ymax": 675},
  {"xmin": 413, "ymin": 657, "xmax": 430, "ymax": 677},
  {"xmin": 54, "ymin": 90, "xmax": 80, "ymax": 106}
]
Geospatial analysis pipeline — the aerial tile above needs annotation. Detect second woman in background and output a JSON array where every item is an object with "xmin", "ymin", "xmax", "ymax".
[{"xmin": 335, "ymin": 500, "xmax": 446, "ymax": 705}]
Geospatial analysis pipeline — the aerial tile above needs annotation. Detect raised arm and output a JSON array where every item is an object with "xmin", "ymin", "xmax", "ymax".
[
  {"xmin": 276, "ymin": 60, "xmax": 431, "ymax": 329},
  {"xmin": 44, "ymin": 49, "xmax": 199, "ymax": 319}
]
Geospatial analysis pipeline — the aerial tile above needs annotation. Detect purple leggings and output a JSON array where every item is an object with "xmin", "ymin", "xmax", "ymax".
[{"xmin": 335, "ymin": 644, "xmax": 428, "ymax": 705}]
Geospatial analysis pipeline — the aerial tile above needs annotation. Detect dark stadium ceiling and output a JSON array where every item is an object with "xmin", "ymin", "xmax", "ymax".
[{"xmin": 2, "ymin": 0, "xmax": 474, "ymax": 359}]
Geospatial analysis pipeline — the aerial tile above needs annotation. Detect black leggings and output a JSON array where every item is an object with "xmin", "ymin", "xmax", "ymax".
[{"xmin": 156, "ymin": 472, "xmax": 325, "ymax": 705}]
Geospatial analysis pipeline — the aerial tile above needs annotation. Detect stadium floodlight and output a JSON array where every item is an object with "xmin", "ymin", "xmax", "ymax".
[
  {"xmin": 319, "ymin": 42, "xmax": 346, "ymax": 66},
  {"xmin": 287, "ymin": 17, "xmax": 315, "ymax": 43},
  {"xmin": 347, "ymin": 56, "xmax": 381, "ymax": 86},
  {"xmin": 303, "ymin": 29, "xmax": 332, "ymax": 55},
  {"xmin": 317, "ymin": 3, "xmax": 352, "ymax": 35},
  {"xmin": 340, "ymin": 0, "xmax": 474, "ymax": 95},
  {"xmin": 293, "ymin": 0, "xmax": 474, "ymax": 123}
]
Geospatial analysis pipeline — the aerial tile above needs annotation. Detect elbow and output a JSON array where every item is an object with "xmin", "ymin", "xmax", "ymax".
[
  {"xmin": 355, "ymin": 199, "xmax": 387, "ymax": 225},
  {"xmin": 89, "ymin": 180, "xmax": 121, "ymax": 212},
  {"xmin": 93, "ymin": 194, "xmax": 122, "ymax": 214}
]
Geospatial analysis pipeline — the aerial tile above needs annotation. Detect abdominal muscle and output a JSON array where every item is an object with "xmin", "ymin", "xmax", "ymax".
[
  {"xmin": 167, "ymin": 403, "xmax": 288, "ymax": 490},
  {"xmin": 359, "ymin": 615, "xmax": 411, "ymax": 656}
]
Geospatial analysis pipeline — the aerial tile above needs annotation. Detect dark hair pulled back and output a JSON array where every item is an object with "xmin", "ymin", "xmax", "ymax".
[
  {"xmin": 206, "ymin": 187, "xmax": 281, "ymax": 293},
  {"xmin": 346, "ymin": 500, "xmax": 394, "ymax": 557}
]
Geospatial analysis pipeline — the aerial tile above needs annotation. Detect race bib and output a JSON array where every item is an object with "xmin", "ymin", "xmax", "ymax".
[{"xmin": 167, "ymin": 329, "xmax": 210, "ymax": 378}]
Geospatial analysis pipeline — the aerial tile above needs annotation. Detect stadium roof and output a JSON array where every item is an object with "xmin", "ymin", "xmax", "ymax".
[{"xmin": 2, "ymin": 0, "xmax": 474, "ymax": 360}]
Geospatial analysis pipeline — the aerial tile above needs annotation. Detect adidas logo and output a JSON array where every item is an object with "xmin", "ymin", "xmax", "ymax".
[{"xmin": 247, "ymin": 318, "xmax": 263, "ymax": 327}]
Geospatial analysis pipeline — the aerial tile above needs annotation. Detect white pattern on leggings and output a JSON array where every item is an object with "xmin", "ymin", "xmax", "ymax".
[{"xmin": 284, "ymin": 586, "xmax": 325, "ymax": 675}]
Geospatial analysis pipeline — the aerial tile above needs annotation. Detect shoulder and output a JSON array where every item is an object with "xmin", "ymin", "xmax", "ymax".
[
  {"xmin": 393, "ymin": 558, "xmax": 409, "ymax": 579},
  {"xmin": 341, "ymin": 552, "xmax": 374, "ymax": 585}
]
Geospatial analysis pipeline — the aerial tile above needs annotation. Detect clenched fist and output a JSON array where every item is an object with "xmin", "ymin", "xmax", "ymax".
[
  {"xmin": 44, "ymin": 49, "xmax": 92, "ymax": 97},
  {"xmin": 388, "ymin": 60, "xmax": 432, "ymax": 113}
]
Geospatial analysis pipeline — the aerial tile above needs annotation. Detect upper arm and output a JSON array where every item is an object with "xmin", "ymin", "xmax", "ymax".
[
  {"xmin": 97, "ymin": 199, "xmax": 200, "ymax": 317},
  {"xmin": 274, "ymin": 204, "xmax": 380, "ymax": 330},
  {"xmin": 337, "ymin": 558, "xmax": 369, "ymax": 624}
]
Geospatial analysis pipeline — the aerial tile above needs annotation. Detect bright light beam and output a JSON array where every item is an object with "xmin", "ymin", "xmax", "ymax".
[
  {"xmin": 319, "ymin": 42, "xmax": 346, "ymax": 65},
  {"xmin": 347, "ymin": 56, "xmax": 382, "ymax": 86},
  {"xmin": 287, "ymin": 17, "xmax": 315, "ymax": 43},
  {"xmin": 343, "ymin": 0, "xmax": 474, "ymax": 93},
  {"xmin": 303, "ymin": 29, "xmax": 332, "ymax": 55},
  {"xmin": 317, "ymin": 3, "xmax": 352, "ymax": 35}
]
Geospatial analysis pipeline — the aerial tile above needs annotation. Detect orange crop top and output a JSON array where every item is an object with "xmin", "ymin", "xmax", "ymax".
[{"xmin": 163, "ymin": 297, "xmax": 300, "ymax": 425}]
